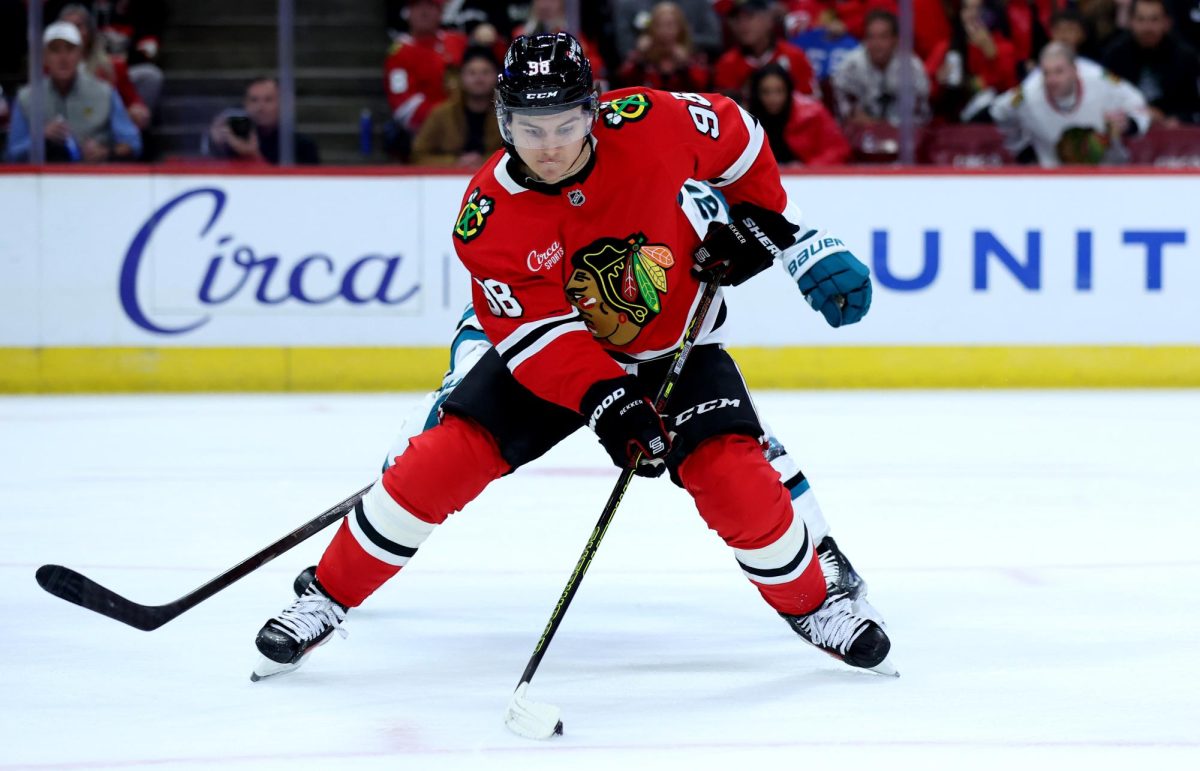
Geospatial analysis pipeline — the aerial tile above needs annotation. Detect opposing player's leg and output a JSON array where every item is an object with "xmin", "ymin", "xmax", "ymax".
[
  {"xmin": 763, "ymin": 429, "xmax": 878, "ymax": 620},
  {"xmin": 252, "ymin": 349, "xmax": 584, "ymax": 680},
  {"xmin": 641, "ymin": 346, "xmax": 891, "ymax": 671},
  {"xmin": 379, "ymin": 306, "xmax": 491, "ymax": 471}
]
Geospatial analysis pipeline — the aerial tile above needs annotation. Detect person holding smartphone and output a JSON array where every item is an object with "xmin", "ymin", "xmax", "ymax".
[{"xmin": 204, "ymin": 77, "xmax": 320, "ymax": 164}]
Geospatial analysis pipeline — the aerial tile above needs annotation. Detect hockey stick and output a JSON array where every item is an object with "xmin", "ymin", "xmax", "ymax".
[
  {"xmin": 35, "ymin": 484, "xmax": 371, "ymax": 631},
  {"xmin": 504, "ymin": 276, "xmax": 724, "ymax": 740}
]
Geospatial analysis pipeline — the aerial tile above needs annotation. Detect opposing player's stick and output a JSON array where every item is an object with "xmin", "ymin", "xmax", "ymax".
[
  {"xmin": 35, "ymin": 485, "xmax": 371, "ymax": 631},
  {"xmin": 504, "ymin": 276, "xmax": 724, "ymax": 740}
]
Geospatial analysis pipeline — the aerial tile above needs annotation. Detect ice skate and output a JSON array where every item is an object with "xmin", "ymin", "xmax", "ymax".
[
  {"xmin": 816, "ymin": 536, "xmax": 866, "ymax": 601},
  {"xmin": 781, "ymin": 592, "xmax": 897, "ymax": 676},
  {"xmin": 293, "ymin": 565, "xmax": 317, "ymax": 597},
  {"xmin": 250, "ymin": 578, "xmax": 348, "ymax": 682}
]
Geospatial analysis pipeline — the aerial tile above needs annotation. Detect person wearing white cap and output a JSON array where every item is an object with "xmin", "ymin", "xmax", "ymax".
[{"xmin": 3, "ymin": 21, "xmax": 142, "ymax": 162}]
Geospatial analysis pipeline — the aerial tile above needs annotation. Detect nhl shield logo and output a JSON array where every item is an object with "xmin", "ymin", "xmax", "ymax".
[{"xmin": 567, "ymin": 188, "xmax": 586, "ymax": 207}]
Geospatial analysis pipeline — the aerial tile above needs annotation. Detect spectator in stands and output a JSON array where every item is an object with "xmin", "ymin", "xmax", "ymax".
[
  {"xmin": 715, "ymin": 0, "xmax": 817, "ymax": 98},
  {"xmin": 778, "ymin": 0, "xmax": 954, "ymax": 66},
  {"xmin": 1102, "ymin": 0, "xmax": 1200, "ymax": 124},
  {"xmin": 5, "ymin": 21, "xmax": 141, "ymax": 162},
  {"xmin": 1050, "ymin": 8, "xmax": 1100, "ymax": 60},
  {"xmin": 204, "ymin": 77, "xmax": 320, "ymax": 165},
  {"xmin": 1079, "ymin": 0, "xmax": 1125, "ymax": 52},
  {"xmin": 614, "ymin": 0, "xmax": 724, "ymax": 61},
  {"xmin": 513, "ymin": 0, "xmax": 607, "ymax": 80},
  {"xmin": 90, "ymin": 0, "xmax": 167, "ymax": 114},
  {"xmin": 787, "ymin": 4, "xmax": 861, "ymax": 87},
  {"xmin": 928, "ymin": 0, "xmax": 1019, "ymax": 122},
  {"xmin": 58, "ymin": 5, "xmax": 151, "ymax": 131},
  {"xmin": 617, "ymin": 2, "xmax": 712, "ymax": 91},
  {"xmin": 747, "ymin": 62, "xmax": 851, "ymax": 164},
  {"xmin": 435, "ymin": 1, "xmax": 524, "ymax": 41},
  {"xmin": 385, "ymin": 0, "xmax": 469, "ymax": 160},
  {"xmin": 990, "ymin": 42, "xmax": 1150, "ymax": 166},
  {"xmin": 1005, "ymin": 0, "xmax": 1051, "ymax": 75},
  {"xmin": 412, "ymin": 46, "xmax": 502, "ymax": 166},
  {"xmin": 831, "ymin": 9, "xmax": 930, "ymax": 125}
]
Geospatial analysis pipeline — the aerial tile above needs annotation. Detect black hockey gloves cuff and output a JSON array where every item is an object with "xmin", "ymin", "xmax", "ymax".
[
  {"xmin": 581, "ymin": 375, "xmax": 671, "ymax": 478},
  {"xmin": 693, "ymin": 202, "xmax": 800, "ymax": 287}
]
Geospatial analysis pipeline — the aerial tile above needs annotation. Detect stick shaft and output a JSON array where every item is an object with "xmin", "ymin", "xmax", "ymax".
[
  {"xmin": 517, "ymin": 279, "xmax": 722, "ymax": 686},
  {"xmin": 36, "ymin": 484, "xmax": 371, "ymax": 630}
]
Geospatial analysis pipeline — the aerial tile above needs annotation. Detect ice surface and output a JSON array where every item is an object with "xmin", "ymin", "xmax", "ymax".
[{"xmin": 2, "ymin": 391, "xmax": 1198, "ymax": 770}]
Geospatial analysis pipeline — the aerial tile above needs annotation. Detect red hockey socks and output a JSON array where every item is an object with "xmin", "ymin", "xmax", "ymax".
[
  {"xmin": 679, "ymin": 433, "xmax": 827, "ymax": 616},
  {"xmin": 316, "ymin": 415, "xmax": 510, "ymax": 607}
]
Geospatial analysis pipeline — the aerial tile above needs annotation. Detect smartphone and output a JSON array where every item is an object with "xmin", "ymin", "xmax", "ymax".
[{"xmin": 227, "ymin": 115, "xmax": 253, "ymax": 140}]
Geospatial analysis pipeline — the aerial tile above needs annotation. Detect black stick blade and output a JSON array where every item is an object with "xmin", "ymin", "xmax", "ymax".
[{"xmin": 35, "ymin": 565, "xmax": 170, "ymax": 632}]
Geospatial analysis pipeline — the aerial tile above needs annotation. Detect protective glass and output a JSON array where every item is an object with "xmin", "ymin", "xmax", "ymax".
[{"xmin": 497, "ymin": 100, "xmax": 596, "ymax": 150}]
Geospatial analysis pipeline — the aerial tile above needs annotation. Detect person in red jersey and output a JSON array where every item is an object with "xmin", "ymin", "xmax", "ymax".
[
  {"xmin": 747, "ymin": 62, "xmax": 851, "ymax": 165},
  {"xmin": 714, "ymin": 0, "xmax": 817, "ymax": 99},
  {"xmin": 384, "ymin": 0, "xmax": 469, "ymax": 153},
  {"xmin": 252, "ymin": 32, "xmax": 892, "ymax": 686}
]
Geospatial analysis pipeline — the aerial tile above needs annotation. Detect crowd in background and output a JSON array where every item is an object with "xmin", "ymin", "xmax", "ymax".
[{"xmin": 4, "ymin": 0, "xmax": 1200, "ymax": 166}]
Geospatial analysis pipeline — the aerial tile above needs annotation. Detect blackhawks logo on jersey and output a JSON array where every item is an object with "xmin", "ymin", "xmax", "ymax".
[
  {"xmin": 565, "ymin": 232, "xmax": 674, "ymax": 346},
  {"xmin": 601, "ymin": 92, "xmax": 652, "ymax": 128},
  {"xmin": 454, "ymin": 187, "xmax": 494, "ymax": 244}
]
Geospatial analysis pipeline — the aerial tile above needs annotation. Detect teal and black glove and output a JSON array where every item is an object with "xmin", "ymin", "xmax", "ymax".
[{"xmin": 796, "ymin": 252, "xmax": 872, "ymax": 327}]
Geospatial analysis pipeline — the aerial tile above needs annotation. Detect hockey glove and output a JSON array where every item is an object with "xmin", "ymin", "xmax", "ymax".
[
  {"xmin": 581, "ymin": 375, "xmax": 671, "ymax": 478},
  {"xmin": 796, "ymin": 251, "xmax": 872, "ymax": 327},
  {"xmin": 693, "ymin": 203, "xmax": 800, "ymax": 287}
]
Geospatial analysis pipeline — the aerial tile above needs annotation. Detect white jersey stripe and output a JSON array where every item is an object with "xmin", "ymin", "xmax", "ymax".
[
  {"xmin": 346, "ymin": 481, "xmax": 437, "ymax": 567},
  {"xmin": 733, "ymin": 511, "xmax": 814, "ymax": 585},
  {"xmin": 710, "ymin": 106, "xmax": 764, "ymax": 188}
]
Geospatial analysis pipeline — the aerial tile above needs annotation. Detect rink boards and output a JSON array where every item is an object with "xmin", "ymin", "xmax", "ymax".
[{"xmin": 1, "ymin": 167, "xmax": 1198, "ymax": 391}]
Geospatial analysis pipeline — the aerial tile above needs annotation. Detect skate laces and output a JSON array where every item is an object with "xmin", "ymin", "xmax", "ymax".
[
  {"xmin": 798, "ymin": 593, "xmax": 868, "ymax": 655},
  {"xmin": 271, "ymin": 586, "xmax": 348, "ymax": 644},
  {"xmin": 817, "ymin": 548, "xmax": 843, "ymax": 589}
]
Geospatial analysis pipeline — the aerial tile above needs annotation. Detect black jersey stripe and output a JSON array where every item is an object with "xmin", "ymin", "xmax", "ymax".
[
  {"xmin": 354, "ymin": 500, "xmax": 418, "ymax": 559},
  {"xmin": 498, "ymin": 315, "xmax": 582, "ymax": 366},
  {"xmin": 736, "ymin": 527, "xmax": 810, "ymax": 579}
]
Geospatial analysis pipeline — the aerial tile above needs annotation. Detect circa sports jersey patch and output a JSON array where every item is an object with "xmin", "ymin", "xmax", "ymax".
[
  {"xmin": 454, "ymin": 188, "xmax": 494, "ymax": 243},
  {"xmin": 565, "ymin": 232, "xmax": 675, "ymax": 346},
  {"xmin": 601, "ymin": 92, "xmax": 652, "ymax": 128},
  {"xmin": 527, "ymin": 240, "xmax": 564, "ymax": 272}
]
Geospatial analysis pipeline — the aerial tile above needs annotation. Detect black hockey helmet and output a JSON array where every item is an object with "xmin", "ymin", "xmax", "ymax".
[{"xmin": 495, "ymin": 32, "xmax": 599, "ymax": 149}]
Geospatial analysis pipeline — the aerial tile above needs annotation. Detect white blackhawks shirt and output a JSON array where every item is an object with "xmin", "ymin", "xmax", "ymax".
[{"xmin": 990, "ymin": 58, "xmax": 1151, "ymax": 167}]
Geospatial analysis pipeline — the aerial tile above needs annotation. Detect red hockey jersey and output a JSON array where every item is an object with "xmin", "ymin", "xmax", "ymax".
[
  {"xmin": 385, "ymin": 31, "xmax": 469, "ymax": 130},
  {"xmin": 452, "ymin": 88, "xmax": 790, "ymax": 413}
]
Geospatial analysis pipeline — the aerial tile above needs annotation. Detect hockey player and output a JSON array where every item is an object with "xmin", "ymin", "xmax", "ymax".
[
  {"xmin": 990, "ymin": 42, "xmax": 1150, "ymax": 167},
  {"xmin": 253, "ymin": 32, "xmax": 889, "ymax": 683}
]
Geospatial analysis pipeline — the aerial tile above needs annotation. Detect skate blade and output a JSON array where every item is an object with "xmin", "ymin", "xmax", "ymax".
[
  {"xmin": 249, "ymin": 654, "xmax": 307, "ymax": 682},
  {"xmin": 867, "ymin": 656, "xmax": 899, "ymax": 677}
]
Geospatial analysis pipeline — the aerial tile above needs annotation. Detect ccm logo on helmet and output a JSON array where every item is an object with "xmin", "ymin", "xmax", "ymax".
[{"xmin": 528, "ymin": 90, "xmax": 560, "ymax": 99}]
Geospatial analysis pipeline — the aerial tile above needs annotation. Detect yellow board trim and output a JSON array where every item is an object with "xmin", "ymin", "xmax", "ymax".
[{"xmin": 1, "ymin": 346, "xmax": 1198, "ymax": 393}]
